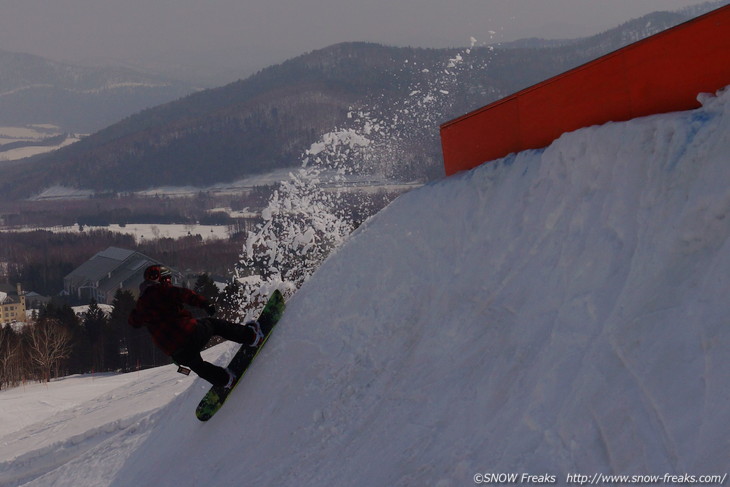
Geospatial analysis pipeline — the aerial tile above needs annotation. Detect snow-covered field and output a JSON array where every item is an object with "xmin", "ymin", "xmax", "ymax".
[
  {"xmin": 27, "ymin": 168, "xmax": 420, "ymax": 201},
  {"xmin": 6, "ymin": 169, "xmax": 419, "ymax": 243},
  {"xmin": 0, "ymin": 125, "xmax": 82, "ymax": 162},
  {"xmin": 2, "ymin": 87, "xmax": 730, "ymax": 486},
  {"xmin": 0, "ymin": 222, "xmax": 231, "ymax": 243},
  {"xmin": 1, "ymin": 223, "xmax": 232, "ymax": 242}
]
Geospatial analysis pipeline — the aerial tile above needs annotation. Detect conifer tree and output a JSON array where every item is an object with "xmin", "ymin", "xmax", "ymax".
[{"xmin": 83, "ymin": 299, "xmax": 108, "ymax": 371}]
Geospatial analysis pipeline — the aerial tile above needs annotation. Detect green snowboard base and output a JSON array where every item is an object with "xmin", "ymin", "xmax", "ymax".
[{"xmin": 195, "ymin": 290, "xmax": 285, "ymax": 421}]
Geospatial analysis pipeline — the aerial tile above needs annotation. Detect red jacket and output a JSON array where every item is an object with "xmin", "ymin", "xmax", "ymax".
[{"xmin": 128, "ymin": 282, "xmax": 209, "ymax": 356}]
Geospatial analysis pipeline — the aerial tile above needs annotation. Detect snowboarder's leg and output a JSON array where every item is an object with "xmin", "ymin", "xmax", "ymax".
[
  {"xmin": 202, "ymin": 318, "xmax": 262, "ymax": 347},
  {"xmin": 172, "ymin": 347, "xmax": 229, "ymax": 387}
]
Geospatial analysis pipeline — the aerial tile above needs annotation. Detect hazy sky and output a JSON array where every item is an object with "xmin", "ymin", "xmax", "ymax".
[{"xmin": 0, "ymin": 0, "xmax": 717, "ymax": 83}]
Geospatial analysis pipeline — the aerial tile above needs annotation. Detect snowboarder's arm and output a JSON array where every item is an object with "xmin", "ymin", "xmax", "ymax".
[
  {"xmin": 128, "ymin": 308, "xmax": 145, "ymax": 328},
  {"xmin": 128, "ymin": 292, "xmax": 156, "ymax": 328},
  {"xmin": 176, "ymin": 286, "xmax": 211, "ymax": 312}
]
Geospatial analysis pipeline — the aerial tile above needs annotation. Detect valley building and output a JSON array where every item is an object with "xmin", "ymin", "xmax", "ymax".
[
  {"xmin": 63, "ymin": 247, "xmax": 180, "ymax": 304},
  {"xmin": 0, "ymin": 283, "xmax": 26, "ymax": 325}
]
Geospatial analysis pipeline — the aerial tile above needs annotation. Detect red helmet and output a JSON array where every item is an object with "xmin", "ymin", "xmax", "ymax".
[{"xmin": 144, "ymin": 265, "xmax": 172, "ymax": 284}]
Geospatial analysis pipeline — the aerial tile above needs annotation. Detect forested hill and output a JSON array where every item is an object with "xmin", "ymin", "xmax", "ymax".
[{"xmin": 0, "ymin": 7, "xmax": 714, "ymax": 199}]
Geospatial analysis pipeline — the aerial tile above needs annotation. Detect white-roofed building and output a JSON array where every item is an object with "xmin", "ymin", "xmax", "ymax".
[{"xmin": 63, "ymin": 247, "xmax": 180, "ymax": 304}]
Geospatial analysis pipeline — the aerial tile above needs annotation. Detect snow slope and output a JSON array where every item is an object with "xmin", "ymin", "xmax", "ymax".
[
  {"xmin": 0, "ymin": 368, "xmax": 191, "ymax": 486},
  {"xmin": 3, "ymin": 87, "xmax": 730, "ymax": 486}
]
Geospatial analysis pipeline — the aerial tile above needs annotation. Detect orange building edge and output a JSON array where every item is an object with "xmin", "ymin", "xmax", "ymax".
[{"xmin": 440, "ymin": 5, "xmax": 730, "ymax": 176}]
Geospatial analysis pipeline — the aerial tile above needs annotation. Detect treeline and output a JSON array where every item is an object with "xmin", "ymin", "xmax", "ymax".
[
  {"xmin": 0, "ymin": 189, "xmax": 272, "ymax": 297},
  {"xmin": 0, "ymin": 275, "xmax": 240, "ymax": 390},
  {"xmin": 0, "ymin": 291, "xmax": 139, "ymax": 389},
  {"xmin": 137, "ymin": 234, "xmax": 248, "ymax": 286},
  {"xmin": 0, "ymin": 190, "xmax": 271, "ymax": 228},
  {"xmin": 0, "ymin": 229, "xmax": 248, "ymax": 297}
]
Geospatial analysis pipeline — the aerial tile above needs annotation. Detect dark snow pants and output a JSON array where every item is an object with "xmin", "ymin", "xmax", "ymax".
[{"xmin": 171, "ymin": 318, "xmax": 254, "ymax": 387}]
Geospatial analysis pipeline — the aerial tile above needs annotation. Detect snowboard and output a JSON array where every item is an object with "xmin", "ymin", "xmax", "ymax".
[{"xmin": 195, "ymin": 289, "xmax": 286, "ymax": 421}]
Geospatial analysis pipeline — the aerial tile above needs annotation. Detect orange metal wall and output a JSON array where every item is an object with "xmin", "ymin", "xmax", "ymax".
[{"xmin": 440, "ymin": 5, "xmax": 730, "ymax": 176}]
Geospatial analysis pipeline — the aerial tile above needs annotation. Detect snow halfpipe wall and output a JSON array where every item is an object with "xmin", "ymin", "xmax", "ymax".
[{"xmin": 440, "ymin": 4, "xmax": 730, "ymax": 176}]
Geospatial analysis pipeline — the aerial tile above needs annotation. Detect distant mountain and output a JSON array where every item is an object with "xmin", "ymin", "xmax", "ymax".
[
  {"xmin": 0, "ymin": 49, "xmax": 197, "ymax": 133},
  {"xmin": 0, "ymin": 5, "xmax": 723, "ymax": 200},
  {"xmin": 497, "ymin": 11, "xmax": 687, "ymax": 51},
  {"xmin": 4, "ymin": 43, "xmax": 435, "ymax": 198}
]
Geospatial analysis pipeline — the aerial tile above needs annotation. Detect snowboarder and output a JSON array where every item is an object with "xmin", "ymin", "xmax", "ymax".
[{"xmin": 128, "ymin": 265, "xmax": 264, "ymax": 389}]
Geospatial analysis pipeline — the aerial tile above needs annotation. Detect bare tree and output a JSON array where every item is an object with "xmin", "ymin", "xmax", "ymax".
[
  {"xmin": 0, "ymin": 326, "xmax": 23, "ymax": 389},
  {"xmin": 25, "ymin": 319, "xmax": 73, "ymax": 382}
]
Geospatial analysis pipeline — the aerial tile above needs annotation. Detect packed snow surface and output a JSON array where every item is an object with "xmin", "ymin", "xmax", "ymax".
[{"xmin": 3, "ymin": 87, "xmax": 730, "ymax": 486}]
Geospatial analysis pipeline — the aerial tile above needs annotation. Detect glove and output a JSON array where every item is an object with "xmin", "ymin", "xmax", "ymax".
[{"xmin": 204, "ymin": 303, "xmax": 216, "ymax": 316}]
